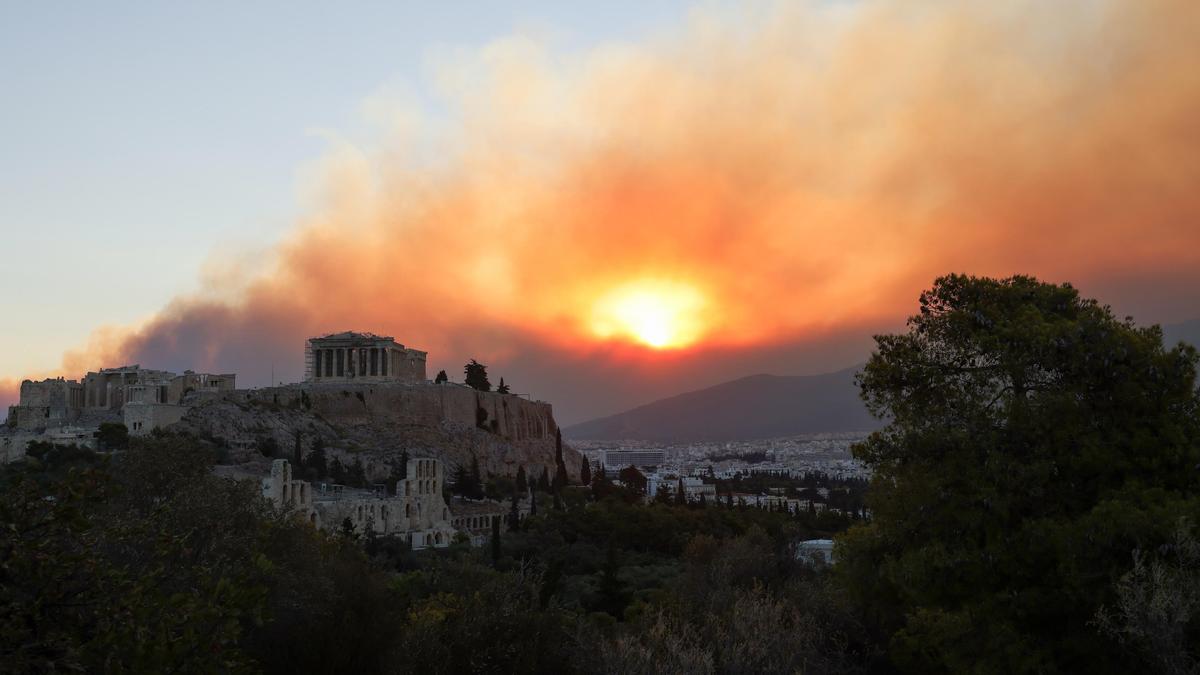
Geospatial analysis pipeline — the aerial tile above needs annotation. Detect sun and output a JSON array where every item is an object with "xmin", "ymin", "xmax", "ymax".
[{"xmin": 590, "ymin": 280, "xmax": 708, "ymax": 349}]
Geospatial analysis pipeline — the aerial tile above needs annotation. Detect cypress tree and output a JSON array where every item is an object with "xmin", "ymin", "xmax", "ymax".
[
  {"xmin": 398, "ymin": 448, "xmax": 409, "ymax": 479},
  {"xmin": 580, "ymin": 459, "xmax": 592, "ymax": 486},
  {"xmin": 309, "ymin": 436, "xmax": 328, "ymax": 479},
  {"xmin": 469, "ymin": 457, "xmax": 484, "ymax": 500},
  {"xmin": 516, "ymin": 465, "xmax": 528, "ymax": 493},
  {"xmin": 537, "ymin": 467, "xmax": 551, "ymax": 493},
  {"xmin": 508, "ymin": 491, "xmax": 520, "ymax": 531},
  {"xmin": 529, "ymin": 488, "xmax": 538, "ymax": 517},
  {"xmin": 491, "ymin": 516, "xmax": 501, "ymax": 567},
  {"xmin": 292, "ymin": 430, "xmax": 303, "ymax": 468}
]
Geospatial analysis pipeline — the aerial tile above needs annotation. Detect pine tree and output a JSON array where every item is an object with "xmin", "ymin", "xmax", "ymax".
[
  {"xmin": 434, "ymin": 369, "xmax": 448, "ymax": 384},
  {"xmin": 496, "ymin": 378, "xmax": 510, "ymax": 394},
  {"xmin": 515, "ymin": 465, "xmax": 528, "ymax": 493},
  {"xmin": 464, "ymin": 359, "xmax": 491, "ymax": 391}
]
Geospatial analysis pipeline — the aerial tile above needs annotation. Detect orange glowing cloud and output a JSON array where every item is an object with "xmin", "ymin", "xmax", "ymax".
[{"xmin": 4, "ymin": 0, "xmax": 1200, "ymax": 418}]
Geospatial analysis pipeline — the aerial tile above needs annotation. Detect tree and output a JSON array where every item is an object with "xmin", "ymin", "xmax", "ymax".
[
  {"xmin": 839, "ymin": 274, "xmax": 1200, "ymax": 672},
  {"xmin": 468, "ymin": 457, "xmax": 485, "ymax": 500},
  {"xmin": 675, "ymin": 478, "xmax": 688, "ymax": 506},
  {"xmin": 580, "ymin": 459, "xmax": 592, "ymax": 486},
  {"xmin": 398, "ymin": 448, "xmax": 409, "ymax": 479},
  {"xmin": 348, "ymin": 457, "xmax": 367, "ymax": 488},
  {"xmin": 308, "ymin": 436, "xmax": 328, "ymax": 479},
  {"xmin": 292, "ymin": 430, "xmax": 303, "ymax": 468},
  {"xmin": 434, "ymin": 369, "xmax": 448, "ymax": 384},
  {"xmin": 537, "ymin": 467, "xmax": 551, "ymax": 493},
  {"xmin": 508, "ymin": 492, "xmax": 521, "ymax": 532},
  {"xmin": 654, "ymin": 483, "xmax": 674, "ymax": 505},
  {"xmin": 596, "ymin": 541, "xmax": 629, "ymax": 619},
  {"xmin": 618, "ymin": 465, "xmax": 647, "ymax": 494},
  {"xmin": 464, "ymin": 360, "xmax": 491, "ymax": 392},
  {"xmin": 496, "ymin": 378, "xmax": 510, "ymax": 395},
  {"xmin": 552, "ymin": 429, "xmax": 568, "ymax": 492},
  {"xmin": 96, "ymin": 422, "xmax": 129, "ymax": 451},
  {"xmin": 491, "ymin": 516, "xmax": 502, "ymax": 567},
  {"xmin": 515, "ymin": 465, "xmax": 528, "ymax": 494}
]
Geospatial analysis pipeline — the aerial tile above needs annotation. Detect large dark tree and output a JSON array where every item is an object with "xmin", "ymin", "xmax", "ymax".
[
  {"xmin": 515, "ymin": 465, "xmax": 528, "ymax": 494},
  {"xmin": 434, "ymin": 369, "xmax": 448, "ymax": 384},
  {"xmin": 464, "ymin": 360, "xmax": 491, "ymax": 392},
  {"xmin": 580, "ymin": 459, "xmax": 592, "ymax": 486},
  {"xmin": 95, "ymin": 422, "xmax": 129, "ymax": 451},
  {"xmin": 618, "ymin": 465, "xmax": 647, "ymax": 495},
  {"xmin": 307, "ymin": 436, "xmax": 328, "ymax": 479},
  {"xmin": 839, "ymin": 274, "xmax": 1200, "ymax": 672}
]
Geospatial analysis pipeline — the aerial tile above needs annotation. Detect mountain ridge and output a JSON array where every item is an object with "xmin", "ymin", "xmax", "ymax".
[{"xmin": 563, "ymin": 366, "xmax": 878, "ymax": 442}]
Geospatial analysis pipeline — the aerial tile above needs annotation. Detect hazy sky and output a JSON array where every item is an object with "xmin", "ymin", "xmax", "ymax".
[
  {"xmin": 2, "ymin": 1, "xmax": 1198, "ymax": 425},
  {"xmin": 0, "ymin": 0, "xmax": 692, "ymax": 378}
]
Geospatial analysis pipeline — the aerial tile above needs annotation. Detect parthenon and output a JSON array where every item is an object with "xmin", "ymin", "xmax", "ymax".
[{"xmin": 303, "ymin": 331, "xmax": 427, "ymax": 384}]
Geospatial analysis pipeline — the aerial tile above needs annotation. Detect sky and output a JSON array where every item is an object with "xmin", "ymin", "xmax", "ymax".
[{"xmin": 2, "ymin": 0, "xmax": 1199, "ymax": 425}]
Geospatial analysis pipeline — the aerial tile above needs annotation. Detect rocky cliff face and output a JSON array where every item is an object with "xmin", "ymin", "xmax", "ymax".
[{"xmin": 171, "ymin": 382, "xmax": 583, "ymax": 484}]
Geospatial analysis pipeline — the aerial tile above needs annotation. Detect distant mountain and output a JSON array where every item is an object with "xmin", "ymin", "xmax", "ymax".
[
  {"xmin": 564, "ymin": 366, "xmax": 879, "ymax": 443},
  {"xmin": 1165, "ymin": 319, "xmax": 1200, "ymax": 349},
  {"xmin": 565, "ymin": 319, "xmax": 1200, "ymax": 444}
]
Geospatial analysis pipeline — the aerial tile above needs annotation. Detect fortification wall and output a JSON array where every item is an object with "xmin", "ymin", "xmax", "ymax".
[{"xmin": 237, "ymin": 383, "xmax": 557, "ymax": 444}]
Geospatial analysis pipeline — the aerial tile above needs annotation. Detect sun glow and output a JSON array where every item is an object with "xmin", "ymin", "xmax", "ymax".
[{"xmin": 590, "ymin": 280, "xmax": 709, "ymax": 349}]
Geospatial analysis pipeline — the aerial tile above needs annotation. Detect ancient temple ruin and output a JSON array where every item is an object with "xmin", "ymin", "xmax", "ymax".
[
  {"xmin": 261, "ymin": 457, "xmax": 457, "ymax": 549},
  {"xmin": 303, "ymin": 332, "xmax": 427, "ymax": 385}
]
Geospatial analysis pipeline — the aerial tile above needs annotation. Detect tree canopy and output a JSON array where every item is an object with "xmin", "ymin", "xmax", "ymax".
[
  {"xmin": 839, "ymin": 274, "xmax": 1200, "ymax": 672},
  {"xmin": 464, "ymin": 360, "xmax": 491, "ymax": 392}
]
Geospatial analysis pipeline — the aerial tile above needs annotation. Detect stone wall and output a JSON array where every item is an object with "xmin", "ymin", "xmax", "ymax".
[
  {"xmin": 239, "ymin": 382, "xmax": 556, "ymax": 442},
  {"xmin": 124, "ymin": 402, "xmax": 188, "ymax": 436},
  {"xmin": 9, "ymin": 378, "xmax": 84, "ymax": 431}
]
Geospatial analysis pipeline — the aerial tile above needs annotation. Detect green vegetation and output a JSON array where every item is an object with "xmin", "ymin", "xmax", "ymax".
[
  {"xmin": 4, "ymin": 274, "xmax": 1198, "ymax": 673},
  {"xmin": 1, "ymin": 434, "xmax": 863, "ymax": 673},
  {"xmin": 841, "ymin": 274, "xmax": 1200, "ymax": 672}
]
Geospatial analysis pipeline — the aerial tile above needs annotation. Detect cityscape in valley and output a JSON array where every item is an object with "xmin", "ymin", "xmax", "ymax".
[{"xmin": 4, "ymin": 1, "xmax": 1200, "ymax": 673}]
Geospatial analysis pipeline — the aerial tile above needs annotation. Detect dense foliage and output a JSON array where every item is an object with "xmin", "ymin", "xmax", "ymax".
[
  {"xmin": 841, "ymin": 274, "xmax": 1200, "ymax": 672},
  {"xmin": 1, "ymin": 435, "xmax": 868, "ymax": 674}
]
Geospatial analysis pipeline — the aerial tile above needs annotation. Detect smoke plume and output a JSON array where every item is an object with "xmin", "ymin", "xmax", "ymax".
[{"xmin": 5, "ymin": 0, "xmax": 1200, "ymax": 423}]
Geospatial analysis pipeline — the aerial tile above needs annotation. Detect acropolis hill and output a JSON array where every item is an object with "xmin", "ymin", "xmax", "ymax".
[{"xmin": 3, "ymin": 331, "xmax": 582, "ymax": 484}]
